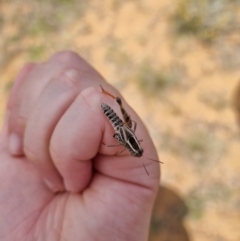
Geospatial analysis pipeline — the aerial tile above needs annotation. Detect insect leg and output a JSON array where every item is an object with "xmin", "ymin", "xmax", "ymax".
[
  {"xmin": 100, "ymin": 85, "xmax": 134, "ymax": 129},
  {"xmin": 132, "ymin": 120, "xmax": 137, "ymax": 133},
  {"xmin": 115, "ymin": 147, "xmax": 127, "ymax": 156},
  {"xmin": 142, "ymin": 163, "xmax": 149, "ymax": 175},
  {"xmin": 100, "ymin": 85, "xmax": 116, "ymax": 99},
  {"xmin": 116, "ymin": 97, "xmax": 133, "ymax": 128},
  {"xmin": 146, "ymin": 157, "xmax": 164, "ymax": 164}
]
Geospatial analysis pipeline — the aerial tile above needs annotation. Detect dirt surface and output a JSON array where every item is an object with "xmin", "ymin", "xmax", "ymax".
[{"xmin": 1, "ymin": 1, "xmax": 240, "ymax": 240}]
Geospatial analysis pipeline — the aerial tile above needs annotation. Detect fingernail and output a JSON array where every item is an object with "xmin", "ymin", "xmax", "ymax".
[
  {"xmin": 43, "ymin": 178, "xmax": 65, "ymax": 193},
  {"xmin": 65, "ymin": 69, "xmax": 79, "ymax": 80},
  {"xmin": 8, "ymin": 133, "xmax": 23, "ymax": 156}
]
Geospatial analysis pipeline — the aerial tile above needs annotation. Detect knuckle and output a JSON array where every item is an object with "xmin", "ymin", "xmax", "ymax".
[
  {"xmin": 62, "ymin": 68, "xmax": 81, "ymax": 90},
  {"xmin": 51, "ymin": 68, "xmax": 81, "ymax": 91},
  {"xmin": 50, "ymin": 51, "xmax": 81, "ymax": 64}
]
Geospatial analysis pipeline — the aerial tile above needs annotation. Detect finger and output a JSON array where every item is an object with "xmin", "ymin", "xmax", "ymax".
[
  {"xmin": 50, "ymin": 86, "xmax": 160, "ymax": 193},
  {"xmin": 8, "ymin": 60, "xmax": 66, "ymax": 156},
  {"xmin": 8, "ymin": 51, "xmax": 104, "ymax": 156},
  {"xmin": 0, "ymin": 111, "xmax": 10, "ymax": 152},
  {"xmin": 23, "ymin": 78, "xmax": 118, "ymax": 193},
  {"xmin": 97, "ymin": 84, "xmax": 160, "ymax": 189},
  {"xmin": 23, "ymin": 69, "xmax": 85, "ymax": 192},
  {"xmin": 7, "ymin": 63, "xmax": 36, "ymax": 111},
  {"xmin": 49, "ymin": 87, "xmax": 104, "ymax": 192},
  {"xmin": 22, "ymin": 54, "xmax": 105, "ymax": 192},
  {"xmin": 96, "ymin": 90, "xmax": 160, "ymax": 189},
  {"xmin": 7, "ymin": 63, "xmax": 36, "ymax": 155},
  {"xmin": 50, "ymin": 51, "xmax": 104, "ymax": 83}
]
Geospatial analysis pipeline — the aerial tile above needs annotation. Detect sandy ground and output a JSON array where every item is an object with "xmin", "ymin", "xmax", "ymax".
[{"xmin": 1, "ymin": 1, "xmax": 240, "ymax": 240}]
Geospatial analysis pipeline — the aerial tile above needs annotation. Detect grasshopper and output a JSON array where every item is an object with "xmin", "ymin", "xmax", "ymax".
[
  {"xmin": 100, "ymin": 85, "xmax": 162, "ymax": 175},
  {"xmin": 100, "ymin": 85, "xmax": 134, "ymax": 129}
]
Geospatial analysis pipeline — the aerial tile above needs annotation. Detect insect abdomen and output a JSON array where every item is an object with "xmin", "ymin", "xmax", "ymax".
[{"xmin": 101, "ymin": 103, "xmax": 123, "ymax": 130}]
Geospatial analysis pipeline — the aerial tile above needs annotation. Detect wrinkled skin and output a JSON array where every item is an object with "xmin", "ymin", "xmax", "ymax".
[{"xmin": 0, "ymin": 51, "xmax": 160, "ymax": 241}]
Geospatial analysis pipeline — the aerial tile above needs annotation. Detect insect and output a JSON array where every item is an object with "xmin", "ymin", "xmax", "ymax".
[
  {"xmin": 100, "ymin": 85, "xmax": 134, "ymax": 129},
  {"xmin": 100, "ymin": 85, "xmax": 163, "ymax": 175}
]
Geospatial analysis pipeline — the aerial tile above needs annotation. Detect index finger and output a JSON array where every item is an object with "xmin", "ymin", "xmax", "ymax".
[{"xmin": 50, "ymin": 86, "xmax": 160, "ymax": 192}]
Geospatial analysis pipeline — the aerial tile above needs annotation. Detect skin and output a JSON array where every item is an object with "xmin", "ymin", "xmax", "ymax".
[{"xmin": 0, "ymin": 51, "xmax": 160, "ymax": 241}]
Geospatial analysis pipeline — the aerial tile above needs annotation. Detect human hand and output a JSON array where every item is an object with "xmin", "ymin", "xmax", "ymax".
[{"xmin": 0, "ymin": 51, "xmax": 160, "ymax": 241}]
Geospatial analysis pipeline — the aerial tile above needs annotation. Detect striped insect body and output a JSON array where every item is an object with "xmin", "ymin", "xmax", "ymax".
[
  {"xmin": 100, "ymin": 86, "xmax": 162, "ymax": 175},
  {"xmin": 101, "ymin": 103, "xmax": 123, "ymax": 131},
  {"xmin": 100, "ymin": 85, "xmax": 133, "ymax": 129},
  {"xmin": 101, "ymin": 103, "xmax": 143, "ymax": 157}
]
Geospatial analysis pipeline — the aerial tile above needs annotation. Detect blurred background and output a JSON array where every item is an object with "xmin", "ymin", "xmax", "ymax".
[{"xmin": 0, "ymin": 0, "xmax": 240, "ymax": 240}]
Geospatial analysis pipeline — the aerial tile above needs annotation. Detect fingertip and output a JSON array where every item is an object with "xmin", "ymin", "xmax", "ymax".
[
  {"xmin": 7, "ymin": 63, "xmax": 37, "ymax": 152},
  {"xmin": 48, "ymin": 51, "xmax": 104, "ymax": 81},
  {"xmin": 49, "ymin": 51, "xmax": 81, "ymax": 62}
]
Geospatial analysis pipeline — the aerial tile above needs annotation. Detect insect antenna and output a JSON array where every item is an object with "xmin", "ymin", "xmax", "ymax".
[
  {"xmin": 143, "ymin": 156, "xmax": 164, "ymax": 164},
  {"xmin": 141, "ymin": 156, "xmax": 163, "ymax": 175}
]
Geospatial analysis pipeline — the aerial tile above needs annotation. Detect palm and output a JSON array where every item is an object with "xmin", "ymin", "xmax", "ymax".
[{"xmin": 0, "ymin": 141, "xmax": 157, "ymax": 241}]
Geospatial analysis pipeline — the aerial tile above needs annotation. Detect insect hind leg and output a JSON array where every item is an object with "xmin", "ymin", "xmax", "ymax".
[
  {"xmin": 132, "ymin": 120, "xmax": 137, "ymax": 133},
  {"xmin": 100, "ymin": 85, "xmax": 116, "ymax": 99}
]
